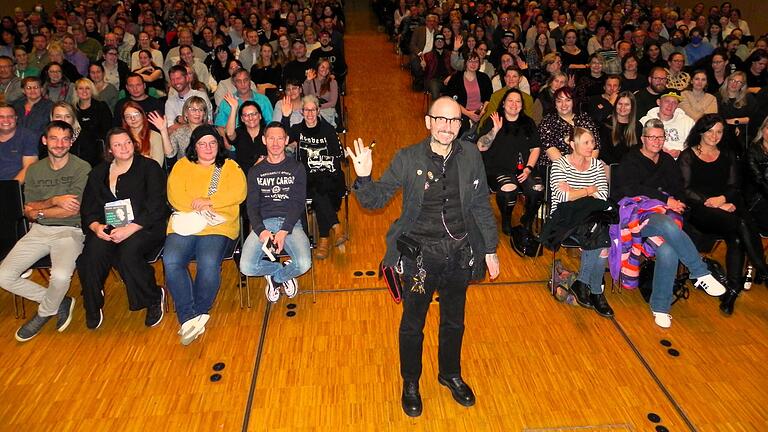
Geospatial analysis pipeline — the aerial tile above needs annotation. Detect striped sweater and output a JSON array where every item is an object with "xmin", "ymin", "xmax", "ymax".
[{"xmin": 549, "ymin": 156, "xmax": 609, "ymax": 214}]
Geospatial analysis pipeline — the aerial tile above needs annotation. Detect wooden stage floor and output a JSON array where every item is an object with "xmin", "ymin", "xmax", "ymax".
[{"xmin": 1, "ymin": 1, "xmax": 767, "ymax": 430}]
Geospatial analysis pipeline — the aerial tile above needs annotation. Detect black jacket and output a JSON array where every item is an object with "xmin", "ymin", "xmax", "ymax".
[
  {"xmin": 611, "ymin": 146, "xmax": 684, "ymax": 203},
  {"xmin": 80, "ymin": 155, "xmax": 169, "ymax": 234},
  {"xmin": 354, "ymin": 138, "xmax": 498, "ymax": 281}
]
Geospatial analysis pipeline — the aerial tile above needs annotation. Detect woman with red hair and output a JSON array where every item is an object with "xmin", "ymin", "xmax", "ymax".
[{"xmin": 119, "ymin": 101, "xmax": 165, "ymax": 166}]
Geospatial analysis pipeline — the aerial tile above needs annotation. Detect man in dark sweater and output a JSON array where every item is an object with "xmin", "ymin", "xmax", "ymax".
[
  {"xmin": 611, "ymin": 118, "xmax": 726, "ymax": 328},
  {"xmin": 348, "ymin": 97, "xmax": 499, "ymax": 418},
  {"xmin": 633, "ymin": 67, "xmax": 667, "ymax": 120},
  {"xmin": 239, "ymin": 122, "xmax": 311, "ymax": 304}
]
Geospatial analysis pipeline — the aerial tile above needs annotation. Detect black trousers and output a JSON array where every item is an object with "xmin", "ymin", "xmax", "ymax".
[
  {"xmin": 689, "ymin": 203, "xmax": 768, "ymax": 282},
  {"xmin": 309, "ymin": 173, "xmax": 345, "ymax": 237},
  {"xmin": 399, "ymin": 241, "xmax": 472, "ymax": 382},
  {"xmin": 77, "ymin": 229, "xmax": 165, "ymax": 313},
  {"xmin": 311, "ymin": 192, "xmax": 341, "ymax": 237}
]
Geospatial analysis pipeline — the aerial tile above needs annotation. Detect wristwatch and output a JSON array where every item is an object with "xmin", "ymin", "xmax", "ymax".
[{"xmin": 36, "ymin": 210, "xmax": 45, "ymax": 221}]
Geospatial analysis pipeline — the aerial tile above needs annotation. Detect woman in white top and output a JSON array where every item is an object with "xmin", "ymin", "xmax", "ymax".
[{"xmin": 549, "ymin": 127, "xmax": 613, "ymax": 317}]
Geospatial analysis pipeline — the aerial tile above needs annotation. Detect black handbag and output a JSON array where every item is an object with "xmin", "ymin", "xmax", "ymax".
[
  {"xmin": 396, "ymin": 233, "xmax": 421, "ymax": 260},
  {"xmin": 510, "ymin": 225, "xmax": 543, "ymax": 257}
]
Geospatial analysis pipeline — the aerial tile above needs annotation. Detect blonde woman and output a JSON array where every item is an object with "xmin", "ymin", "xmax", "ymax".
[
  {"xmin": 717, "ymin": 71, "xmax": 758, "ymax": 154},
  {"xmin": 50, "ymin": 101, "xmax": 102, "ymax": 166},
  {"xmin": 72, "ymin": 78, "xmax": 112, "ymax": 144}
]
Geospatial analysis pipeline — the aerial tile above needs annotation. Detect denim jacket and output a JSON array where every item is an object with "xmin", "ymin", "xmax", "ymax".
[{"xmin": 353, "ymin": 138, "xmax": 498, "ymax": 281}]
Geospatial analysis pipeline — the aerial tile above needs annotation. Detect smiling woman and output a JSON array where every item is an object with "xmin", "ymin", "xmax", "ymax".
[
  {"xmin": 76, "ymin": 127, "xmax": 169, "ymax": 330},
  {"xmin": 163, "ymin": 125, "xmax": 246, "ymax": 345}
]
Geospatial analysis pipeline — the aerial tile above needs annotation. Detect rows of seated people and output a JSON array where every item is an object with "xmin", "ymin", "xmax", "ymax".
[
  {"xmin": 374, "ymin": 0, "xmax": 768, "ymax": 327},
  {"xmin": 0, "ymin": 0, "xmax": 349, "ymax": 345}
]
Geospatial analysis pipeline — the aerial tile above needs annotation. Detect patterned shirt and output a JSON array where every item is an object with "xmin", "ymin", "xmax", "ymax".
[{"xmin": 537, "ymin": 112, "xmax": 601, "ymax": 168}]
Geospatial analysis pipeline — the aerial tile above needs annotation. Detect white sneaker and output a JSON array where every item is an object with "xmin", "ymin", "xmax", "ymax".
[
  {"xmin": 694, "ymin": 274, "xmax": 727, "ymax": 296},
  {"xmin": 282, "ymin": 278, "xmax": 299, "ymax": 298},
  {"xmin": 179, "ymin": 314, "xmax": 210, "ymax": 345},
  {"xmin": 264, "ymin": 275, "xmax": 280, "ymax": 303},
  {"xmin": 652, "ymin": 312, "xmax": 672, "ymax": 328}
]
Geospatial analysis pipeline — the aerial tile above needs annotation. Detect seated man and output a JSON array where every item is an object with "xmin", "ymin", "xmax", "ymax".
[
  {"xmin": 0, "ymin": 102, "xmax": 38, "ymax": 183},
  {"xmin": 610, "ymin": 119, "xmax": 726, "ymax": 328},
  {"xmin": 638, "ymin": 89, "xmax": 694, "ymax": 159},
  {"xmin": 240, "ymin": 122, "xmax": 312, "ymax": 303},
  {"xmin": 0, "ymin": 121, "xmax": 91, "ymax": 341}
]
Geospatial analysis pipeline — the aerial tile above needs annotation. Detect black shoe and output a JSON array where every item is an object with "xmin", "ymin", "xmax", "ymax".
[
  {"xmin": 401, "ymin": 381, "xmax": 422, "ymax": 417},
  {"xmin": 145, "ymin": 288, "xmax": 165, "ymax": 327},
  {"xmin": 589, "ymin": 292, "xmax": 614, "ymax": 317},
  {"xmin": 85, "ymin": 308, "xmax": 103, "ymax": 330},
  {"xmin": 569, "ymin": 280, "xmax": 593, "ymax": 308},
  {"xmin": 438, "ymin": 375, "xmax": 476, "ymax": 407},
  {"xmin": 719, "ymin": 289, "xmax": 740, "ymax": 315}
]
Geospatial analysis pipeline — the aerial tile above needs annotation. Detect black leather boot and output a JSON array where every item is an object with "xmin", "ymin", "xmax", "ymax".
[
  {"xmin": 438, "ymin": 375, "xmax": 476, "ymax": 407},
  {"xmin": 737, "ymin": 219, "xmax": 768, "ymax": 276},
  {"xmin": 569, "ymin": 280, "xmax": 593, "ymax": 308},
  {"xmin": 590, "ymin": 292, "xmax": 615, "ymax": 317},
  {"xmin": 495, "ymin": 191, "xmax": 516, "ymax": 235},
  {"xmin": 401, "ymin": 380, "xmax": 422, "ymax": 417}
]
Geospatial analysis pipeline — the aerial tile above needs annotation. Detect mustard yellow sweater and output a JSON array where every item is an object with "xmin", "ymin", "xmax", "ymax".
[{"xmin": 167, "ymin": 158, "xmax": 247, "ymax": 239}]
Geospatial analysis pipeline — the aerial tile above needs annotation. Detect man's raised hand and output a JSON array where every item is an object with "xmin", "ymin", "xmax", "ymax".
[{"xmin": 346, "ymin": 138, "xmax": 373, "ymax": 177}]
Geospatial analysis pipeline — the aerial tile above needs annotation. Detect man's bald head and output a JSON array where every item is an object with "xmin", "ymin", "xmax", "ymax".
[{"xmin": 425, "ymin": 97, "xmax": 462, "ymax": 146}]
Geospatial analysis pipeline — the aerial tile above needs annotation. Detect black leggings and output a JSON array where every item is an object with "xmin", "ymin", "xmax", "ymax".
[
  {"xmin": 689, "ymin": 204, "xmax": 768, "ymax": 282},
  {"xmin": 487, "ymin": 170, "xmax": 545, "ymax": 228}
]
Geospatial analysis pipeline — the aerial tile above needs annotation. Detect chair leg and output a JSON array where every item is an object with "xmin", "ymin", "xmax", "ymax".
[
  {"xmin": 311, "ymin": 264, "xmax": 316, "ymax": 304},
  {"xmin": 551, "ymin": 248, "xmax": 557, "ymax": 296},
  {"xmin": 238, "ymin": 273, "xmax": 245, "ymax": 309},
  {"xmin": 13, "ymin": 294, "xmax": 21, "ymax": 319}
]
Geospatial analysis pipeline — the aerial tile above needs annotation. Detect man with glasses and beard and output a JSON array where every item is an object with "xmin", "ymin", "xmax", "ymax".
[{"xmin": 346, "ymin": 97, "xmax": 499, "ymax": 417}]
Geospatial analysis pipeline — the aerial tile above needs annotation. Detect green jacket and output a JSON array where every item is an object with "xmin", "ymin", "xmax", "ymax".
[{"xmin": 354, "ymin": 137, "xmax": 498, "ymax": 281}]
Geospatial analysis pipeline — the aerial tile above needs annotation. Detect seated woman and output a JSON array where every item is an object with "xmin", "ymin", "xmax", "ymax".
[
  {"xmin": 717, "ymin": 71, "xmax": 758, "ymax": 157},
  {"xmin": 272, "ymin": 79, "xmax": 305, "ymax": 127},
  {"xmin": 72, "ymin": 78, "xmax": 112, "ymax": 145},
  {"xmin": 747, "ymin": 116, "xmax": 768, "ymax": 236},
  {"xmin": 77, "ymin": 127, "xmax": 168, "ymax": 330},
  {"xmin": 225, "ymin": 101, "xmax": 266, "ymax": 176},
  {"xmin": 132, "ymin": 49, "xmax": 166, "ymax": 96},
  {"xmin": 446, "ymin": 52, "xmax": 493, "ymax": 135},
  {"xmin": 155, "ymin": 95, "xmax": 210, "ymax": 160},
  {"xmin": 120, "ymin": 101, "xmax": 165, "ymax": 166},
  {"xmin": 164, "ymin": 125, "xmax": 247, "ymax": 345},
  {"xmin": 598, "ymin": 91, "xmax": 642, "ymax": 165},
  {"xmin": 531, "ymin": 71, "xmax": 567, "ymax": 124},
  {"xmin": 477, "ymin": 88, "xmax": 543, "ymax": 236},
  {"xmin": 678, "ymin": 114, "xmax": 768, "ymax": 315},
  {"xmin": 289, "ymin": 95, "xmax": 346, "ymax": 259},
  {"xmin": 679, "ymin": 70, "xmax": 717, "ymax": 121},
  {"xmin": 538, "ymin": 86, "xmax": 601, "ymax": 171},
  {"xmin": 665, "ymin": 52, "xmax": 690, "ymax": 91},
  {"xmin": 250, "ymin": 43, "xmax": 282, "ymax": 105},
  {"xmin": 611, "ymin": 118, "xmax": 727, "ymax": 328},
  {"xmin": 303, "ymin": 59, "xmax": 338, "ymax": 127},
  {"xmin": 50, "ymin": 101, "xmax": 102, "ymax": 167},
  {"xmin": 548, "ymin": 127, "xmax": 613, "ymax": 317}
]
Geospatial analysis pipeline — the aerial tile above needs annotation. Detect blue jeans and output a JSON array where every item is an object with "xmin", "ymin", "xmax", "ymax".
[
  {"xmin": 163, "ymin": 234, "xmax": 233, "ymax": 324},
  {"xmin": 240, "ymin": 218, "xmax": 312, "ymax": 284},
  {"xmin": 640, "ymin": 214, "xmax": 710, "ymax": 313},
  {"xmin": 577, "ymin": 248, "xmax": 608, "ymax": 294}
]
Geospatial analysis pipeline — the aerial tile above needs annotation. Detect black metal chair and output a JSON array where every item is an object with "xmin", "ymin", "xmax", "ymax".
[{"xmin": 0, "ymin": 180, "xmax": 53, "ymax": 319}]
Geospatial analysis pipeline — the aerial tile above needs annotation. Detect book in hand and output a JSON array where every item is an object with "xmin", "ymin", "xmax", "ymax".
[
  {"xmin": 104, "ymin": 199, "xmax": 135, "ymax": 227},
  {"xmin": 262, "ymin": 236, "xmax": 279, "ymax": 262}
]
